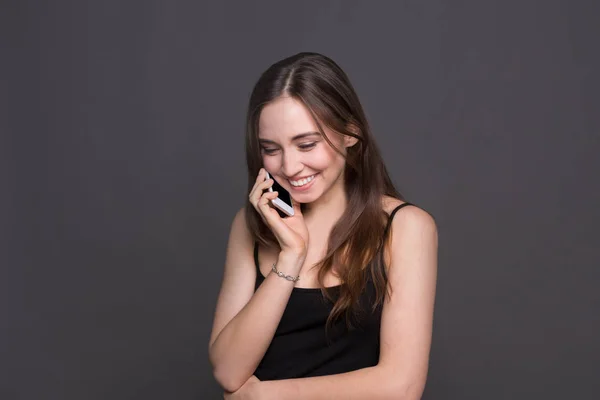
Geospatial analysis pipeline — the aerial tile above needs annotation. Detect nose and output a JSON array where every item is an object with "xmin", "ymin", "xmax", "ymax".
[{"xmin": 281, "ymin": 150, "xmax": 303, "ymax": 179}]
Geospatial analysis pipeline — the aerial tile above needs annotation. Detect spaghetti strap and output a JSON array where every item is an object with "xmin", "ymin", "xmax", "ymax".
[
  {"xmin": 377, "ymin": 202, "xmax": 416, "ymax": 281},
  {"xmin": 383, "ymin": 202, "xmax": 414, "ymax": 239}
]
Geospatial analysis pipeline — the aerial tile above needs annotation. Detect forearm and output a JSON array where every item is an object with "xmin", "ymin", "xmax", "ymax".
[
  {"xmin": 210, "ymin": 253, "xmax": 304, "ymax": 391},
  {"xmin": 259, "ymin": 365, "xmax": 415, "ymax": 400}
]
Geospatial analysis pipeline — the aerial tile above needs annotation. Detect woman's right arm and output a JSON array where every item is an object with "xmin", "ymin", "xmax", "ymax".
[{"xmin": 208, "ymin": 207, "xmax": 305, "ymax": 393}]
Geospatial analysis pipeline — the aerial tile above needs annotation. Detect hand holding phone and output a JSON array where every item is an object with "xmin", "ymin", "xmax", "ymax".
[
  {"xmin": 265, "ymin": 171, "xmax": 294, "ymax": 217},
  {"xmin": 248, "ymin": 169, "xmax": 309, "ymax": 257}
]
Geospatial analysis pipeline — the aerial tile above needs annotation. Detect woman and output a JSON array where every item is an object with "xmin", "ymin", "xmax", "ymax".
[{"xmin": 209, "ymin": 52, "xmax": 438, "ymax": 399}]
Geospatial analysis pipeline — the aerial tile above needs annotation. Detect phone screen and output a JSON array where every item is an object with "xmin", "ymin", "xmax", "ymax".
[{"xmin": 270, "ymin": 176, "xmax": 292, "ymax": 207}]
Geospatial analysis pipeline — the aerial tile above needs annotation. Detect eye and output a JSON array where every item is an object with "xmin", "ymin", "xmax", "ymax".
[
  {"xmin": 299, "ymin": 142, "xmax": 317, "ymax": 150},
  {"xmin": 261, "ymin": 147, "xmax": 278, "ymax": 155}
]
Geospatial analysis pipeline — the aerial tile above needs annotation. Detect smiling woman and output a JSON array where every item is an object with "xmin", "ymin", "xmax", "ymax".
[
  {"xmin": 257, "ymin": 97, "xmax": 354, "ymax": 206},
  {"xmin": 209, "ymin": 52, "xmax": 438, "ymax": 400}
]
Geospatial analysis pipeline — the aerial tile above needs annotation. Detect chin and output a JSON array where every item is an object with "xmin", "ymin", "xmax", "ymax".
[
  {"xmin": 291, "ymin": 193, "xmax": 316, "ymax": 204},
  {"xmin": 291, "ymin": 189, "xmax": 323, "ymax": 205}
]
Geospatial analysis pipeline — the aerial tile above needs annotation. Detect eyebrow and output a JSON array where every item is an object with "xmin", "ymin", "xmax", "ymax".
[{"xmin": 258, "ymin": 131, "xmax": 320, "ymax": 144}]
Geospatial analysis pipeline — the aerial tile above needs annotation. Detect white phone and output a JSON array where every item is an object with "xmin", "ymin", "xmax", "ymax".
[{"xmin": 265, "ymin": 171, "xmax": 294, "ymax": 217}]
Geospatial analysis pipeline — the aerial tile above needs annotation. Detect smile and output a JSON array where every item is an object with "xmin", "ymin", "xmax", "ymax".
[{"xmin": 289, "ymin": 174, "xmax": 316, "ymax": 187}]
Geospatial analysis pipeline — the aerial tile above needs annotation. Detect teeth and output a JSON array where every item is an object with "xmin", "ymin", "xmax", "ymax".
[{"xmin": 289, "ymin": 175, "xmax": 315, "ymax": 187}]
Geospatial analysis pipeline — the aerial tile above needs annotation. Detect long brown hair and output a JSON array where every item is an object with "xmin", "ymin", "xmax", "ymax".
[{"xmin": 245, "ymin": 52, "xmax": 404, "ymax": 328}]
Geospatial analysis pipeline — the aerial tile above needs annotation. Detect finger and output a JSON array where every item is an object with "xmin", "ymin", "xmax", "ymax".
[
  {"xmin": 252, "ymin": 191, "xmax": 277, "ymax": 223},
  {"xmin": 249, "ymin": 172, "xmax": 272, "ymax": 198},
  {"xmin": 249, "ymin": 168, "xmax": 265, "ymax": 193},
  {"xmin": 258, "ymin": 191, "xmax": 279, "ymax": 207},
  {"xmin": 258, "ymin": 192, "xmax": 281, "ymax": 218},
  {"xmin": 249, "ymin": 179, "xmax": 274, "ymax": 207},
  {"xmin": 253, "ymin": 167, "xmax": 266, "ymax": 186},
  {"xmin": 249, "ymin": 170, "xmax": 264, "ymax": 197},
  {"xmin": 259, "ymin": 178, "xmax": 274, "ymax": 192}
]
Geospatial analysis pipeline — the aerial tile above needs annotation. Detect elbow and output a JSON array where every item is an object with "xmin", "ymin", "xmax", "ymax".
[
  {"xmin": 379, "ymin": 367, "xmax": 427, "ymax": 400},
  {"xmin": 209, "ymin": 343, "xmax": 251, "ymax": 392},
  {"xmin": 389, "ymin": 381, "xmax": 426, "ymax": 400},
  {"xmin": 212, "ymin": 364, "xmax": 249, "ymax": 393},
  {"xmin": 388, "ymin": 379, "xmax": 427, "ymax": 400},
  {"xmin": 213, "ymin": 369, "xmax": 239, "ymax": 393}
]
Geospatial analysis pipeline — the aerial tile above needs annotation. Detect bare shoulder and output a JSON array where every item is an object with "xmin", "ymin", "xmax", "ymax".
[
  {"xmin": 232, "ymin": 205, "xmax": 246, "ymax": 226},
  {"xmin": 382, "ymin": 195, "xmax": 436, "ymax": 227},
  {"xmin": 230, "ymin": 206, "xmax": 252, "ymax": 239},
  {"xmin": 224, "ymin": 206, "xmax": 255, "ymax": 265},
  {"xmin": 381, "ymin": 195, "xmax": 438, "ymax": 259}
]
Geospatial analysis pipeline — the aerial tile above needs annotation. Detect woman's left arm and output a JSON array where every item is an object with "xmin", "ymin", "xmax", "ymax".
[{"xmin": 237, "ymin": 206, "xmax": 438, "ymax": 400}]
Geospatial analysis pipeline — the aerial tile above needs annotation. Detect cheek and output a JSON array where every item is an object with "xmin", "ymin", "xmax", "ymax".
[
  {"xmin": 300, "ymin": 150, "xmax": 329, "ymax": 171},
  {"xmin": 312, "ymin": 145, "xmax": 345, "ymax": 170},
  {"xmin": 261, "ymin": 156, "xmax": 278, "ymax": 171}
]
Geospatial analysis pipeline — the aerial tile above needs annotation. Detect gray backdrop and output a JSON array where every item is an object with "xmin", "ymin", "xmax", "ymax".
[{"xmin": 3, "ymin": 1, "xmax": 599, "ymax": 399}]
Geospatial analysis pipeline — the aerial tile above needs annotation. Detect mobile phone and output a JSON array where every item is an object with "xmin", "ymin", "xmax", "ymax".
[{"xmin": 265, "ymin": 171, "xmax": 294, "ymax": 217}]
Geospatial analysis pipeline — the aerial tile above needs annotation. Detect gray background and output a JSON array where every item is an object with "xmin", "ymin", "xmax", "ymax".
[{"xmin": 3, "ymin": 1, "xmax": 599, "ymax": 399}]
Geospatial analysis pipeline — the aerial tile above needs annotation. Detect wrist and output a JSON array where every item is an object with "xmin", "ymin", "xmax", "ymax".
[{"xmin": 278, "ymin": 250, "xmax": 306, "ymax": 269}]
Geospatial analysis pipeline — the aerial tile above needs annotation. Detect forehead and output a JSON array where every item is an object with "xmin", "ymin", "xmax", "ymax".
[{"xmin": 258, "ymin": 96, "xmax": 319, "ymax": 140}]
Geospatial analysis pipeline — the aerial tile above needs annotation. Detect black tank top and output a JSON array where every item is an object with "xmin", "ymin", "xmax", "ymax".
[{"xmin": 253, "ymin": 202, "xmax": 414, "ymax": 380}]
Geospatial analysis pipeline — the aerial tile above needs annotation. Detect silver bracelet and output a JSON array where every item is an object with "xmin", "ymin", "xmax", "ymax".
[{"xmin": 271, "ymin": 262, "xmax": 300, "ymax": 282}]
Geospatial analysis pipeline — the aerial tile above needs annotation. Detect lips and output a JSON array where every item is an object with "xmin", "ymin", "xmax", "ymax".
[
  {"xmin": 289, "ymin": 174, "xmax": 316, "ymax": 187},
  {"xmin": 286, "ymin": 174, "xmax": 317, "ymax": 192}
]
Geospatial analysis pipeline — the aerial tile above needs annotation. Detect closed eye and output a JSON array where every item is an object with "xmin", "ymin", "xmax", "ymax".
[
  {"xmin": 261, "ymin": 147, "xmax": 277, "ymax": 155},
  {"xmin": 298, "ymin": 142, "xmax": 317, "ymax": 150},
  {"xmin": 261, "ymin": 142, "xmax": 316, "ymax": 155}
]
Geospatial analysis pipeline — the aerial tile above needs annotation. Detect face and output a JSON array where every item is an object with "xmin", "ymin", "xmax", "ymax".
[{"xmin": 258, "ymin": 96, "xmax": 355, "ymax": 204}]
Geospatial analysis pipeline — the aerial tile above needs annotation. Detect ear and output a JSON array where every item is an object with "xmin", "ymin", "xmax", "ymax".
[
  {"xmin": 344, "ymin": 135, "xmax": 359, "ymax": 148},
  {"xmin": 344, "ymin": 123, "xmax": 360, "ymax": 148}
]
